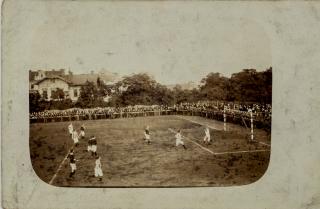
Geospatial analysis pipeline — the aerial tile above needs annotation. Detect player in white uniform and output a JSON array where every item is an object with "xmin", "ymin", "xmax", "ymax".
[
  {"xmin": 72, "ymin": 130, "xmax": 79, "ymax": 147},
  {"xmin": 94, "ymin": 156, "xmax": 103, "ymax": 181},
  {"xmin": 68, "ymin": 123, "xmax": 73, "ymax": 137},
  {"xmin": 203, "ymin": 126, "xmax": 211, "ymax": 144},
  {"xmin": 79, "ymin": 125, "xmax": 85, "ymax": 139},
  {"xmin": 175, "ymin": 130, "xmax": 187, "ymax": 149},
  {"xmin": 144, "ymin": 126, "xmax": 151, "ymax": 144}
]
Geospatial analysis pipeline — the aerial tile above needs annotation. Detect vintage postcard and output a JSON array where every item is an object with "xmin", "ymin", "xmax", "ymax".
[{"xmin": 2, "ymin": 1, "xmax": 320, "ymax": 209}]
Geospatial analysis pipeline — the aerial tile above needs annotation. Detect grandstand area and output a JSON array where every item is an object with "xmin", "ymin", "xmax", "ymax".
[{"xmin": 30, "ymin": 115, "xmax": 270, "ymax": 187}]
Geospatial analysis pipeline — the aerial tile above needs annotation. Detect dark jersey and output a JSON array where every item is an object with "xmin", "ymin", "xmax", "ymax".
[
  {"xmin": 91, "ymin": 138, "xmax": 97, "ymax": 145},
  {"xmin": 145, "ymin": 129, "xmax": 150, "ymax": 135},
  {"xmin": 68, "ymin": 153, "xmax": 75, "ymax": 164},
  {"xmin": 80, "ymin": 126, "xmax": 85, "ymax": 131},
  {"xmin": 88, "ymin": 139, "xmax": 92, "ymax": 145}
]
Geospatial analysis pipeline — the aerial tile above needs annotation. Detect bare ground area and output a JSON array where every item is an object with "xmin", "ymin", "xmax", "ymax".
[{"xmin": 29, "ymin": 115, "xmax": 271, "ymax": 187}]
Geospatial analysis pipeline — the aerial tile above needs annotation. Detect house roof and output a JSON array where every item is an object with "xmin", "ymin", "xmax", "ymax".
[
  {"xmin": 34, "ymin": 76, "xmax": 71, "ymax": 85},
  {"xmin": 29, "ymin": 71, "xmax": 38, "ymax": 81},
  {"xmin": 45, "ymin": 69, "xmax": 65, "ymax": 77},
  {"xmin": 31, "ymin": 70, "xmax": 118, "ymax": 86},
  {"xmin": 65, "ymin": 73, "xmax": 116, "ymax": 85}
]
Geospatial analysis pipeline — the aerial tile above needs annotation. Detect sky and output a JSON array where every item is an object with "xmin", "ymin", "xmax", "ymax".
[{"xmin": 13, "ymin": 1, "xmax": 272, "ymax": 85}]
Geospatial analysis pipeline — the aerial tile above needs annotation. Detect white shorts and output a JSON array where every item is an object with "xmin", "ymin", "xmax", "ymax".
[
  {"xmin": 95, "ymin": 167, "xmax": 103, "ymax": 177},
  {"xmin": 145, "ymin": 134, "xmax": 150, "ymax": 140},
  {"xmin": 80, "ymin": 131, "xmax": 85, "ymax": 137},
  {"xmin": 92, "ymin": 145, "xmax": 97, "ymax": 152},
  {"xmin": 87, "ymin": 145, "xmax": 92, "ymax": 151},
  {"xmin": 176, "ymin": 139, "xmax": 184, "ymax": 146},
  {"xmin": 70, "ymin": 163, "xmax": 76, "ymax": 172}
]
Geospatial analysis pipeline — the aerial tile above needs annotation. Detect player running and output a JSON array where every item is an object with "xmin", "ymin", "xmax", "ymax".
[
  {"xmin": 175, "ymin": 129, "xmax": 187, "ymax": 150},
  {"xmin": 68, "ymin": 149, "xmax": 78, "ymax": 178},
  {"xmin": 72, "ymin": 130, "xmax": 79, "ymax": 147},
  {"xmin": 94, "ymin": 156, "xmax": 103, "ymax": 181},
  {"xmin": 144, "ymin": 126, "xmax": 151, "ymax": 144},
  {"xmin": 87, "ymin": 136, "xmax": 93, "ymax": 153},
  {"xmin": 68, "ymin": 123, "xmax": 73, "ymax": 137},
  {"xmin": 79, "ymin": 124, "xmax": 85, "ymax": 139},
  {"xmin": 90, "ymin": 136, "xmax": 97, "ymax": 156},
  {"xmin": 203, "ymin": 126, "xmax": 211, "ymax": 145}
]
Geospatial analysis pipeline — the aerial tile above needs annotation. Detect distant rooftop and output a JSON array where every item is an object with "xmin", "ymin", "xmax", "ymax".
[{"xmin": 29, "ymin": 69, "xmax": 118, "ymax": 85}]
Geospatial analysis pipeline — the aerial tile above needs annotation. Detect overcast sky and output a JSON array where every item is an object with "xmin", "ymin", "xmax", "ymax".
[{"xmin": 18, "ymin": 1, "xmax": 271, "ymax": 85}]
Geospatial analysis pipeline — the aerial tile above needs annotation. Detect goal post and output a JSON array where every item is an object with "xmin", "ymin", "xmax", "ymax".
[
  {"xmin": 249, "ymin": 109, "xmax": 254, "ymax": 141},
  {"xmin": 223, "ymin": 106, "xmax": 226, "ymax": 131}
]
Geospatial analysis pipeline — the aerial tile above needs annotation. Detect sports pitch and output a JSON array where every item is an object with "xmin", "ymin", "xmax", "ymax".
[{"xmin": 29, "ymin": 115, "xmax": 271, "ymax": 187}]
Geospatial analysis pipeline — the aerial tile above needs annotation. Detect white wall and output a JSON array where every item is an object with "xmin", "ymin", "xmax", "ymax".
[
  {"xmin": 69, "ymin": 86, "xmax": 81, "ymax": 101},
  {"xmin": 37, "ymin": 78, "xmax": 69, "ymax": 100}
]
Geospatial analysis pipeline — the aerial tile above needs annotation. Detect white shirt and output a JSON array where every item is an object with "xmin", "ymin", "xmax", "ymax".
[
  {"xmin": 175, "ymin": 133, "xmax": 182, "ymax": 140},
  {"xmin": 205, "ymin": 128, "xmax": 210, "ymax": 137},
  {"xmin": 95, "ymin": 158, "xmax": 101, "ymax": 167},
  {"xmin": 72, "ymin": 131, "xmax": 78, "ymax": 139},
  {"xmin": 68, "ymin": 124, "xmax": 73, "ymax": 131}
]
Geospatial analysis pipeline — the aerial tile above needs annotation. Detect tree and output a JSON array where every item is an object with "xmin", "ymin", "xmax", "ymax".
[
  {"xmin": 260, "ymin": 67, "xmax": 272, "ymax": 104},
  {"xmin": 76, "ymin": 81, "xmax": 106, "ymax": 108},
  {"xmin": 29, "ymin": 91, "xmax": 42, "ymax": 112},
  {"xmin": 228, "ymin": 68, "xmax": 272, "ymax": 103},
  {"xmin": 97, "ymin": 77, "xmax": 102, "ymax": 87},
  {"xmin": 111, "ymin": 73, "xmax": 173, "ymax": 106},
  {"xmin": 51, "ymin": 88, "xmax": 65, "ymax": 101},
  {"xmin": 199, "ymin": 73, "xmax": 228, "ymax": 101}
]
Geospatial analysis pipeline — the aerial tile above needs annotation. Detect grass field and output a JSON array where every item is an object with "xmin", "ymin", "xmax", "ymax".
[{"xmin": 29, "ymin": 115, "xmax": 271, "ymax": 187}]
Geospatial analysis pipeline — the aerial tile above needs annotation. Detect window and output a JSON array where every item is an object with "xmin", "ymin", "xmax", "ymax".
[
  {"xmin": 51, "ymin": 90, "xmax": 55, "ymax": 99},
  {"xmin": 74, "ymin": 89, "xmax": 78, "ymax": 97},
  {"xmin": 42, "ymin": 89, "xmax": 48, "ymax": 99}
]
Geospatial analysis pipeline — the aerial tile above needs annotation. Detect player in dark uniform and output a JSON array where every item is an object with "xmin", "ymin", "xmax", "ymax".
[
  {"xmin": 91, "ymin": 136, "xmax": 97, "ymax": 156},
  {"xmin": 68, "ymin": 149, "xmax": 77, "ymax": 177},
  {"xmin": 79, "ymin": 125, "xmax": 85, "ymax": 140},
  {"xmin": 87, "ymin": 136, "xmax": 93, "ymax": 153}
]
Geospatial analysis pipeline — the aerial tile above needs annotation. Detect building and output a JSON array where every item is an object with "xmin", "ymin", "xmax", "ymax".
[{"xmin": 29, "ymin": 69, "xmax": 117, "ymax": 101}]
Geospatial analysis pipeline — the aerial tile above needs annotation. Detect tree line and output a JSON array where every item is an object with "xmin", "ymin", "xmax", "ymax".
[{"xmin": 29, "ymin": 67, "xmax": 272, "ymax": 112}]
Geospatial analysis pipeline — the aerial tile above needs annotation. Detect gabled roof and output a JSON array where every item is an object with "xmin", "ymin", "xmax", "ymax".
[{"xmin": 34, "ymin": 76, "xmax": 70, "ymax": 85}]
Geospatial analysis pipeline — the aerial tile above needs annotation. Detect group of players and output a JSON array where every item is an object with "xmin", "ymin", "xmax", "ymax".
[
  {"xmin": 144, "ymin": 125, "xmax": 212, "ymax": 149},
  {"xmin": 67, "ymin": 123, "xmax": 103, "ymax": 181},
  {"xmin": 65, "ymin": 123, "xmax": 212, "ymax": 181}
]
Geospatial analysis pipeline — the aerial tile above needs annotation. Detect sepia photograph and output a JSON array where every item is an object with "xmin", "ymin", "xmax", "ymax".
[
  {"xmin": 29, "ymin": 67, "xmax": 272, "ymax": 187},
  {"xmin": 28, "ymin": 9, "xmax": 272, "ymax": 186},
  {"xmin": 3, "ymin": 1, "xmax": 320, "ymax": 209}
]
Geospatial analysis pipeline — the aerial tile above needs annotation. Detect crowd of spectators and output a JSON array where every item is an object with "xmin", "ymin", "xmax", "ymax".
[
  {"xmin": 29, "ymin": 105, "xmax": 172, "ymax": 119},
  {"xmin": 175, "ymin": 101, "xmax": 271, "ymax": 119},
  {"xmin": 30, "ymin": 102, "xmax": 271, "ymax": 130}
]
